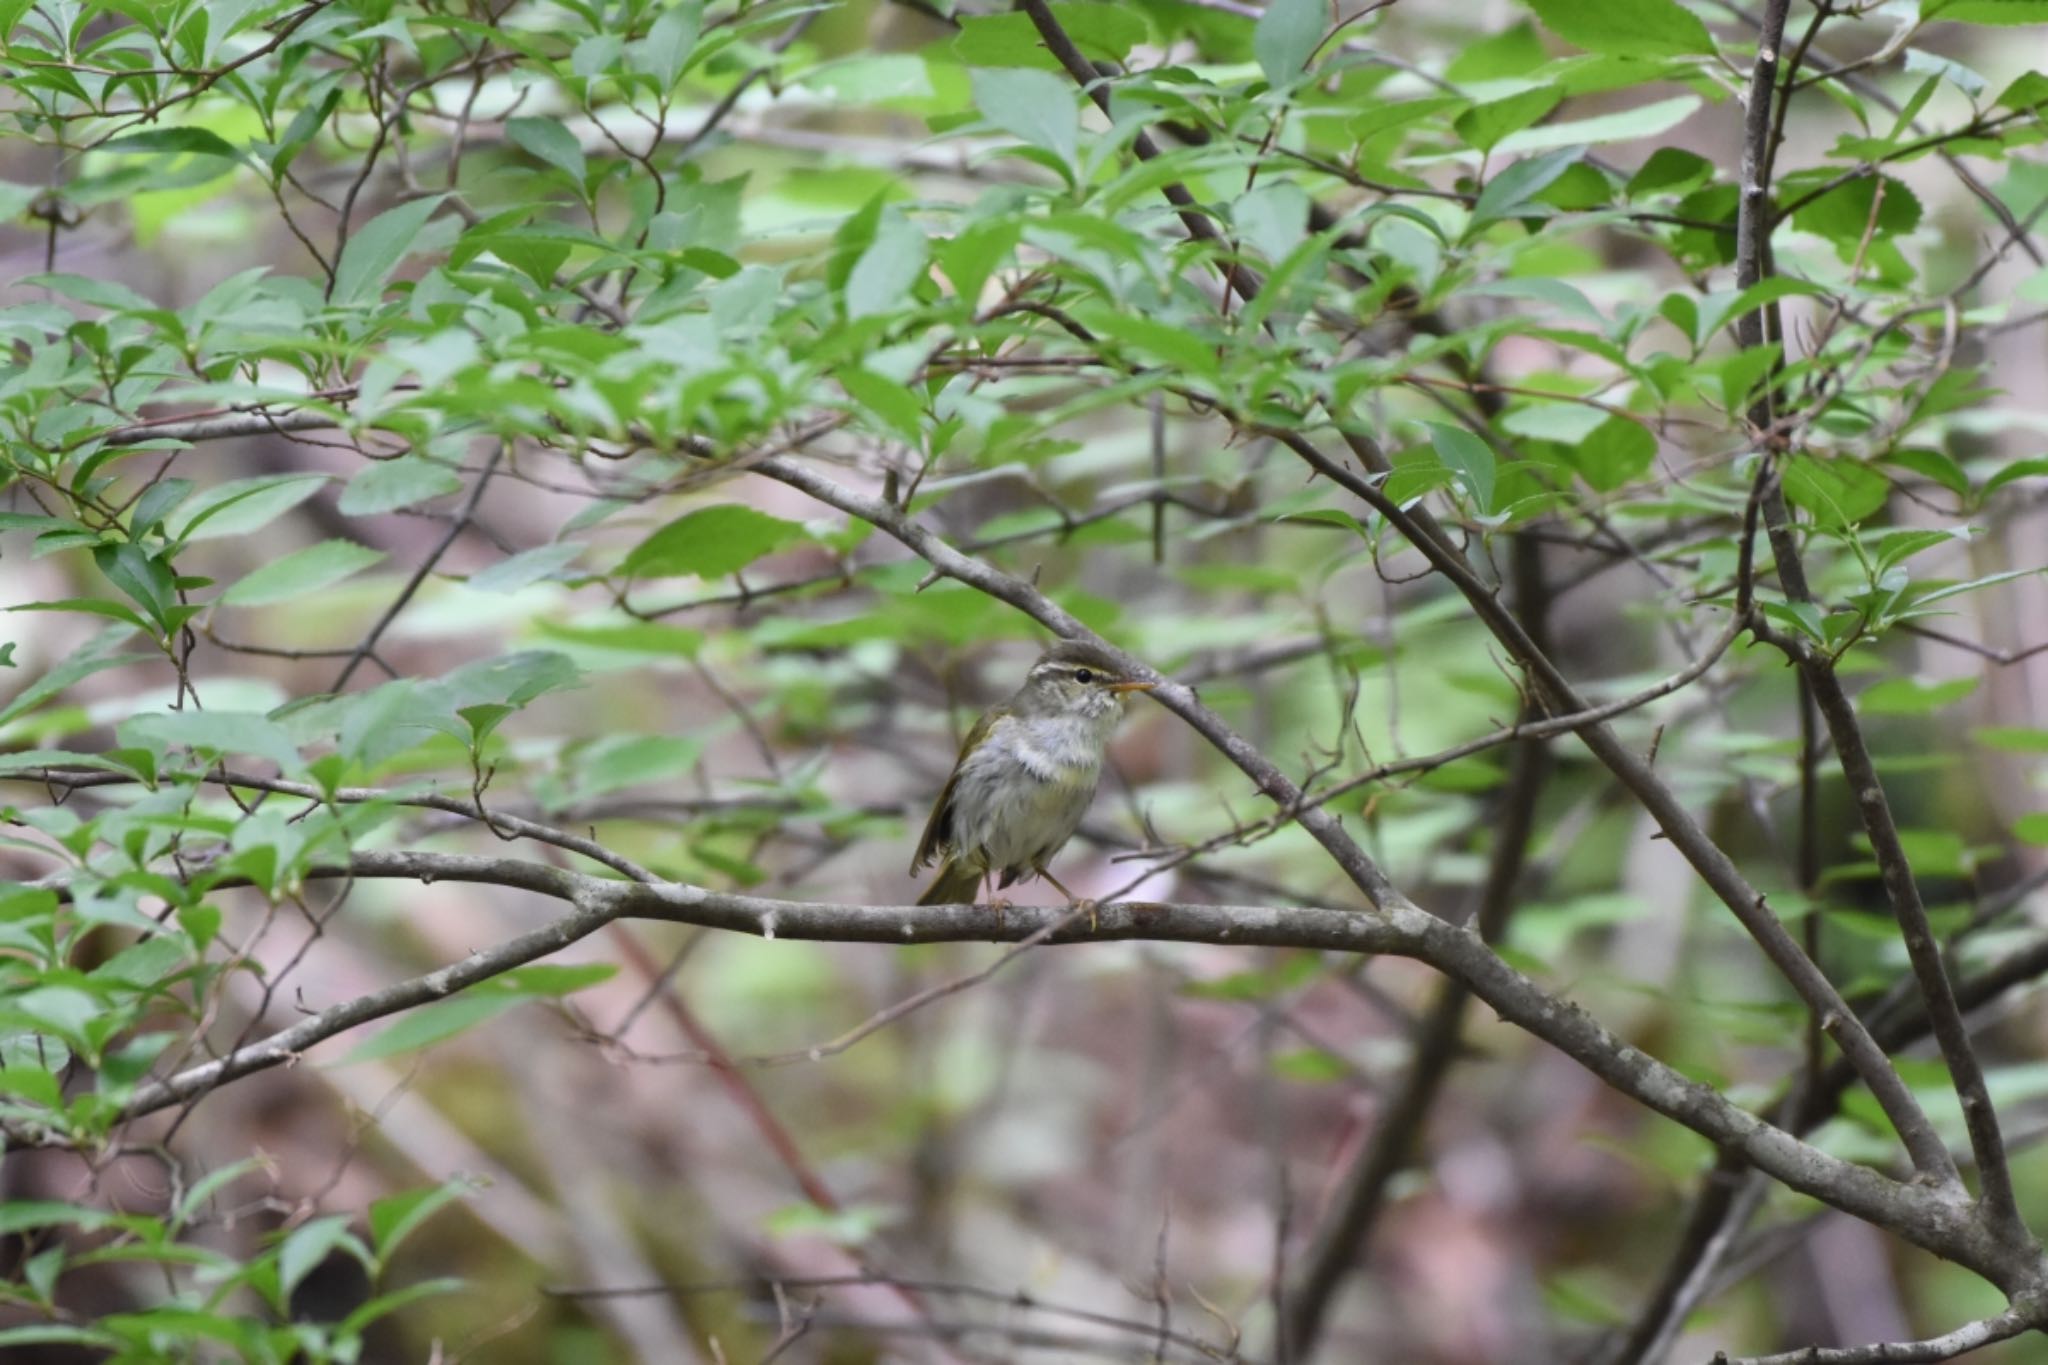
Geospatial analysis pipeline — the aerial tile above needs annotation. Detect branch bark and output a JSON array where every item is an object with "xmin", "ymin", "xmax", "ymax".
[
  {"xmin": 36, "ymin": 848, "xmax": 2008, "ymax": 1283},
  {"xmin": 1712, "ymin": 1304, "xmax": 2036, "ymax": 1364},
  {"xmin": 1727, "ymin": 0, "xmax": 2029, "ymax": 1254}
]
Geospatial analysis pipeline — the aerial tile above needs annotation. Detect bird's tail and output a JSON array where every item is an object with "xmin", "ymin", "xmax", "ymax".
[{"xmin": 917, "ymin": 861, "xmax": 983, "ymax": 905}]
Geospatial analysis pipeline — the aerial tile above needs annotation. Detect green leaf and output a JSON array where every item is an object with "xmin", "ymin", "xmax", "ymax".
[
  {"xmin": 459, "ymin": 702, "xmax": 514, "ymax": 745},
  {"xmin": 1271, "ymin": 1048, "xmax": 1351, "ymax": 1082},
  {"xmin": 1785, "ymin": 172, "xmax": 1922, "ymax": 246},
  {"xmin": 620, "ymin": 505, "xmax": 810, "ymax": 579},
  {"xmin": 1527, "ymin": 0, "xmax": 1714, "ymax": 56},
  {"xmin": 952, "ymin": 6, "xmax": 1147, "ymax": 69},
  {"xmin": 467, "ymin": 542, "xmax": 585, "ymax": 593},
  {"xmin": 1903, "ymin": 47, "xmax": 1985, "ymax": 99},
  {"xmin": 1981, "ymin": 456, "xmax": 2048, "ymax": 499},
  {"xmin": 1976, "ymin": 726, "xmax": 2048, "ymax": 752},
  {"xmin": 1904, "ymin": 569, "xmax": 2042, "ymax": 609},
  {"xmin": 1668, "ymin": 183, "xmax": 1739, "ymax": 267},
  {"xmin": 1447, "ymin": 21, "xmax": 1547, "ymax": 80},
  {"xmin": 635, "ymin": 1, "xmax": 702, "ymax": 89},
  {"xmin": 1869, "ymin": 526, "xmax": 1970, "ymax": 573},
  {"xmin": 331, "ymin": 196, "xmax": 444, "ymax": 305},
  {"xmin": 446, "ymin": 650, "xmax": 582, "ymax": 709},
  {"xmin": 1923, "ymin": 0, "xmax": 2048, "ymax": 22},
  {"xmin": 1235, "ymin": 181, "xmax": 1311, "ymax": 263},
  {"xmin": 971, "ymin": 67, "xmax": 1078, "ymax": 167},
  {"xmin": 1352, "ymin": 96, "xmax": 1466, "ymax": 144},
  {"xmin": 763, "ymin": 1201, "xmax": 895, "ymax": 1246},
  {"xmin": 1705, "ymin": 277, "xmax": 1834, "ymax": 343},
  {"xmin": 171, "ymin": 1158, "xmax": 267, "ymax": 1232},
  {"xmin": 1627, "ymin": 148, "xmax": 1714, "ymax": 198},
  {"xmin": 1080, "ymin": 309, "xmax": 1219, "ymax": 378},
  {"xmin": 166, "ymin": 474, "xmax": 330, "ymax": 542},
  {"xmin": 838, "ymin": 366, "xmax": 926, "ymax": 442},
  {"xmin": 1782, "ymin": 454, "xmax": 1889, "ymax": 527},
  {"xmin": 0, "ymin": 625, "xmax": 146, "ymax": 728},
  {"xmin": 122, "ymin": 710, "xmax": 304, "ymax": 773},
  {"xmin": 1759, "ymin": 599, "xmax": 1826, "ymax": 642},
  {"xmin": 0, "ymin": 1201, "xmax": 124, "ymax": 1236},
  {"xmin": 2018, "ymin": 813, "xmax": 2048, "ymax": 846},
  {"xmin": 937, "ymin": 218, "xmax": 1020, "ymax": 303},
  {"xmin": 369, "ymin": 1181, "xmax": 472, "ymax": 1264},
  {"xmin": 1470, "ymin": 148, "xmax": 1584, "ymax": 228},
  {"xmin": 1859, "ymin": 676, "xmax": 1979, "ymax": 715},
  {"xmin": 129, "ymin": 478, "xmax": 194, "ymax": 536},
  {"xmin": 1718, "ymin": 342, "xmax": 1782, "ymax": 412},
  {"xmin": 339, "ymin": 457, "xmax": 464, "ymax": 515},
  {"xmin": 102, "ymin": 127, "xmax": 243, "ymax": 161},
  {"xmin": 93, "ymin": 544, "xmax": 176, "ymax": 631},
  {"xmin": 1996, "ymin": 70, "xmax": 2048, "ymax": 111},
  {"xmin": 505, "ymin": 117, "xmax": 586, "ymax": 186},
  {"xmin": 340, "ymin": 1278, "xmax": 467, "ymax": 1338},
  {"xmin": 220, "ymin": 539, "xmax": 385, "ymax": 607},
  {"xmin": 1495, "ymin": 95, "xmax": 1700, "ymax": 154},
  {"xmin": 1569, "ymin": 417, "xmax": 1656, "ymax": 492},
  {"xmin": 1426, "ymin": 421, "xmax": 1497, "ymax": 512},
  {"xmin": 845, "ymin": 209, "xmax": 928, "ymax": 319},
  {"xmin": 0, "ymin": 1328, "xmax": 115, "ymax": 1350},
  {"xmin": 1255, "ymin": 0, "xmax": 1325, "ymax": 85},
  {"xmin": 0, "ymin": 179, "xmax": 40, "ymax": 222},
  {"xmin": 1454, "ymin": 85, "xmax": 1563, "ymax": 153},
  {"xmin": 6, "ymin": 601, "xmax": 148, "ymax": 634},
  {"xmin": 337, "ymin": 964, "xmax": 616, "ymax": 1064},
  {"xmin": 563, "ymin": 733, "xmax": 703, "ymax": 802},
  {"xmin": 1278, "ymin": 507, "xmax": 1372, "ymax": 538}
]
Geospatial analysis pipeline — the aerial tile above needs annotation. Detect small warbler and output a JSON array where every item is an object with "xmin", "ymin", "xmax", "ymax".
[{"xmin": 910, "ymin": 640, "xmax": 1154, "ymax": 907}]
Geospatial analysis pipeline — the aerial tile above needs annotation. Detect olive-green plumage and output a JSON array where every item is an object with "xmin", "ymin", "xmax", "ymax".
[{"xmin": 911, "ymin": 640, "xmax": 1152, "ymax": 905}]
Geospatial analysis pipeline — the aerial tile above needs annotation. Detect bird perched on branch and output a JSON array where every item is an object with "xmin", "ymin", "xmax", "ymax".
[{"xmin": 911, "ymin": 639, "xmax": 1154, "ymax": 911}]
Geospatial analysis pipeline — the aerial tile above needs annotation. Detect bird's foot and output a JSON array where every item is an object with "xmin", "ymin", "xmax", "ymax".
[
  {"xmin": 1069, "ymin": 898, "xmax": 1100, "ymax": 933},
  {"xmin": 987, "ymin": 897, "xmax": 1013, "ymax": 932}
]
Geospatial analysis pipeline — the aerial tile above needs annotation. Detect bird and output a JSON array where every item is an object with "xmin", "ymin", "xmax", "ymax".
[{"xmin": 910, "ymin": 639, "xmax": 1154, "ymax": 911}]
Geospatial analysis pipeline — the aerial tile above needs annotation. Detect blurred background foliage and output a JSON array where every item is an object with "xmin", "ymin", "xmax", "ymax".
[{"xmin": 0, "ymin": 0, "xmax": 2046, "ymax": 1360}]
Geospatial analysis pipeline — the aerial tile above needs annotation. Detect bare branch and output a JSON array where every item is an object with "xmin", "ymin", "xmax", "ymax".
[
  {"xmin": 34, "ymin": 848, "xmax": 2005, "ymax": 1282},
  {"xmin": 1712, "ymin": 1305, "xmax": 2036, "ymax": 1364},
  {"xmin": 1727, "ymin": 0, "xmax": 2027, "ymax": 1248}
]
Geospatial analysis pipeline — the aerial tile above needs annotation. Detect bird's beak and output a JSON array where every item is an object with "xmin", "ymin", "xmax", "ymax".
[{"xmin": 1107, "ymin": 680, "xmax": 1156, "ymax": 694}]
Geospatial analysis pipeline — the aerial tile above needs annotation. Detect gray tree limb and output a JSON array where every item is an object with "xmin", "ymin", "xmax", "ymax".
[{"xmin": 59, "ymin": 848, "xmax": 2015, "ymax": 1286}]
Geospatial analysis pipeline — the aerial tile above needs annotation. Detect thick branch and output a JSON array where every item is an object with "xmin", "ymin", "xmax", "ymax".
[
  {"xmin": 1713, "ymin": 1304, "xmax": 2036, "ymax": 1364},
  {"xmin": 104, "ymin": 406, "xmax": 349, "ymax": 446},
  {"xmin": 1784, "ymin": 624, "xmax": 2029, "ymax": 1247},
  {"xmin": 1727, "ymin": 0, "xmax": 2026, "ymax": 1247},
  {"xmin": 58, "ymin": 849, "xmax": 2004, "ymax": 1281}
]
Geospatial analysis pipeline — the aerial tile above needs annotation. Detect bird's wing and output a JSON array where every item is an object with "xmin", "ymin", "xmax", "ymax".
[{"xmin": 909, "ymin": 705, "xmax": 999, "ymax": 874}]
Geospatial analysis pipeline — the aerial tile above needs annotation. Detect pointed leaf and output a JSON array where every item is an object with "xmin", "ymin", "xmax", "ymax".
[{"xmin": 331, "ymin": 196, "xmax": 445, "ymax": 305}]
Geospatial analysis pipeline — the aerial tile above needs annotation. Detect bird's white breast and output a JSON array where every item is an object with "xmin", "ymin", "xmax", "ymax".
[{"xmin": 946, "ymin": 712, "xmax": 1107, "ymax": 872}]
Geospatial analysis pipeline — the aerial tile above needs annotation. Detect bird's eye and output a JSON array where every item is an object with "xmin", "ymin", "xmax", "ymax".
[{"xmin": 1074, "ymin": 668, "xmax": 1095, "ymax": 684}]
